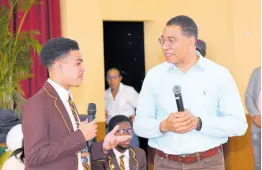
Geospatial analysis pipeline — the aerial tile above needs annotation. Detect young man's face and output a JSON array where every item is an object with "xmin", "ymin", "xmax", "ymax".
[
  {"xmin": 59, "ymin": 50, "xmax": 85, "ymax": 88},
  {"xmin": 115, "ymin": 121, "xmax": 133, "ymax": 149},
  {"xmin": 160, "ymin": 25, "xmax": 193, "ymax": 64}
]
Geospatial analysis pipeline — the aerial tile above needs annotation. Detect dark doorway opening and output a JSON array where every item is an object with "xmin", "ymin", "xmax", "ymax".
[
  {"xmin": 103, "ymin": 21, "xmax": 148, "ymax": 156},
  {"xmin": 103, "ymin": 21, "xmax": 145, "ymax": 92}
]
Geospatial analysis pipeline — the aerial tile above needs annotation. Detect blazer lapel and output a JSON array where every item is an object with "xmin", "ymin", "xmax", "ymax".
[
  {"xmin": 129, "ymin": 148, "xmax": 138, "ymax": 170},
  {"xmin": 107, "ymin": 148, "xmax": 139, "ymax": 170},
  {"xmin": 107, "ymin": 151, "xmax": 120, "ymax": 170},
  {"xmin": 43, "ymin": 82, "xmax": 74, "ymax": 134}
]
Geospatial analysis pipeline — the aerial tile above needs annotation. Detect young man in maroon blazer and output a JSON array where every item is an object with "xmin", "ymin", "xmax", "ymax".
[{"xmin": 22, "ymin": 38, "xmax": 131, "ymax": 170}]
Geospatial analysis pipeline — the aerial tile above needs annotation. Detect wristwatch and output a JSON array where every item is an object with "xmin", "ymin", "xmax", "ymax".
[{"xmin": 196, "ymin": 117, "xmax": 202, "ymax": 131}]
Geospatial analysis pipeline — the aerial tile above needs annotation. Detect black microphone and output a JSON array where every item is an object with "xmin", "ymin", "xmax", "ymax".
[
  {"xmin": 172, "ymin": 85, "xmax": 184, "ymax": 112},
  {"xmin": 87, "ymin": 103, "xmax": 96, "ymax": 152}
]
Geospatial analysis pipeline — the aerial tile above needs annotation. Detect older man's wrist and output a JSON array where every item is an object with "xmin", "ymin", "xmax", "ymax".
[
  {"xmin": 160, "ymin": 120, "xmax": 168, "ymax": 133},
  {"xmin": 194, "ymin": 117, "xmax": 202, "ymax": 131}
]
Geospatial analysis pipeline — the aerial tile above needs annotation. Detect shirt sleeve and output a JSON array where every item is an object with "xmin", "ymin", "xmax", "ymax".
[
  {"xmin": 133, "ymin": 70, "xmax": 164, "ymax": 138},
  {"xmin": 104, "ymin": 91, "xmax": 108, "ymax": 111},
  {"xmin": 245, "ymin": 68, "xmax": 260, "ymax": 117},
  {"xmin": 200, "ymin": 69, "xmax": 248, "ymax": 137},
  {"xmin": 129, "ymin": 87, "xmax": 139, "ymax": 109}
]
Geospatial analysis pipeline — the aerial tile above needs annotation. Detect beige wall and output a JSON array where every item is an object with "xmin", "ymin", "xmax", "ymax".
[
  {"xmin": 232, "ymin": 0, "xmax": 261, "ymax": 106},
  {"xmin": 60, "ymin": 0, "xmax": 106, "ymax": 139},
  {"xmin": 60, "ymin": 0, "xmax": 260, "ymax": 168},
  {"xmin": 61, "ymin": 0, "xmax": 260, "ymax": 117},
  {"xmin": 60, "ymin": 0, "xmax": 104, "ymax": 118}
]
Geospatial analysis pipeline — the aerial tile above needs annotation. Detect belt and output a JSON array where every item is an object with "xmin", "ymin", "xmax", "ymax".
[{"xmin": 156, "ymin": 146, "xmax": 221, "ymax": 164}]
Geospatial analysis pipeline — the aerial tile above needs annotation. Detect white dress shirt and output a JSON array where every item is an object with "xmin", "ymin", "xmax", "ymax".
[
  {"xmin": 47, "ymin": 79, "xmax": 83, "ymax": 170},
  {"xmin": 105, "ymin": 83, "xmax": 139, "ymax": 124},
  {"xmin": 113, "ymin": 148, "xmax": 130, "ymax": 170},
  {"xmin": 134, "ymin": 51, "xmax": 248, "ymax": 154}
]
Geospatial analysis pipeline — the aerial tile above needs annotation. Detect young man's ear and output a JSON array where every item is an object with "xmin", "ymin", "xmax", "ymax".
[{"xmin": 53, "ymin": 61, "xmax": 63, "ymax": 73}]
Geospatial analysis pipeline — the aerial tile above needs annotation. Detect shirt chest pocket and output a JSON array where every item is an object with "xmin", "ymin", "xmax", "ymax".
[
  {"xmin": 193, "ymin": 85, "xmax": 218, "ymax": 111},
  {"xmin": 118, "ymin": 98, "xmax": 131, "ymax": 108}
]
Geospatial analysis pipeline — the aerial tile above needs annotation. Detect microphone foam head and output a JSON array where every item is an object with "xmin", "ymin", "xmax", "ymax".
[
  {"xmin": 88, "ymin": 103, "xmax": 96, "ymax": 115},
  {"xmin": 172, "ymin": 85, "xmax": 181, "ymax": 94}
]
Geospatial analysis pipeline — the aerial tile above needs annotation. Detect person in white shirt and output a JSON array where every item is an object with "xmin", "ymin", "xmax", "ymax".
[
  {"xmin": 105, "ymin": 68, "xmax": 140, "ymax": 147},
  {"xmin": 2, "ymin": 124, "xmax": 24, "ymax": 170},
  {"xmin": 2, "ymin": 141, "xmax": 25, "ymax": 170},
  {"xmin": 133, "ymin": 15, "xmax": 247, "ymax": 170}
]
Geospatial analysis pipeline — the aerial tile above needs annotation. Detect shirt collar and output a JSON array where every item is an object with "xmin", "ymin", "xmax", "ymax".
[
  {"xmin": 113, "ymin": 148, "xmax": 130, "ymax": 159},
  {"xmin": 194, "ymin": 50, "xmax": 206, "ymax": 70},
  {"xmin": 47, "ymin": 79, "xmax": 72, "ymax": 101},
  {"xmin": 165, "ymin": 50, "xmax": 206, "ymax": 72},
  {"xmin": 118, "ymin": 83, "xmax": 124, "ymax": 93},
  {"xmin": 109, "ymin": 82, "xmax": 124, "ymax": 98}
]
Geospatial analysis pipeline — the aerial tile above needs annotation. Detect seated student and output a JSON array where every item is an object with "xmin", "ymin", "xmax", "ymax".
[
  {"xmin": 2, "ymin": 141, "xmax": 25, "ymax": 170},
  {"xmin": 91, "ymin": 115, "xmax": 147, "ymax": 170},
  {"xmin": 2, "ymin": 124, "xmax": 24, "ymax": 170}
]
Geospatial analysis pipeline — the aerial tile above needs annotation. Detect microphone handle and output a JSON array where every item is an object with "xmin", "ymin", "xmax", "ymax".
[
  {"xmin": 87, "ymin": 114, "xmax": 95, "ymax": 122},
  {"xmin": 175, "ymin": 93, "xmax": 184, "ymax": 112},
  {"xmin": 87, "ymin": 114, "xmax": 95, "ymax": 152}
]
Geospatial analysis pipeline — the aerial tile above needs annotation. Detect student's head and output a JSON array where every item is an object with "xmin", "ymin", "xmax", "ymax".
[
  {"xmin": 106, "ymin": 68, "xmax": 122, "ymax": 91},
  {"xmin": 196, "ymin": 39, "xmax": 206, "ymax": 57},
  {"xmin": 159, "ymin": 15, "xmax": 198, "ymax": 64},
  {"xmin": 108, "ymin": 115, "xmax": 133, "ymax": 150},
  {"xmin": 40, "ymin": 37, "xmax": 85, "ymax": 90}
]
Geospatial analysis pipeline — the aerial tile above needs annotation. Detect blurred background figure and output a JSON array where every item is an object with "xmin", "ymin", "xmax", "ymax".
[
  {"xmin": 196, "ymin": 39, "xmax": 206, "ymax": 57},
  {"xmin": 245, "ymin": 66, "xmax": 261, "ymax": 170},
  {"xmin": 2, "ymin": 124, "xmax": 24, "ymax": 170},
  {"xmin": 0, "ymin": 110, "xmax": 20, "ymax": 144},
  {"xmin": 5, "ymin": 124, "xmax": 23, "ymax": 152}
]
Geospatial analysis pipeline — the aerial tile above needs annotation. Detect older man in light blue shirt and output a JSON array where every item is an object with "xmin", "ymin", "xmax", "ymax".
[{"xmin": 133, "ymin": 15, "xmax": 247, "ymax": 170}]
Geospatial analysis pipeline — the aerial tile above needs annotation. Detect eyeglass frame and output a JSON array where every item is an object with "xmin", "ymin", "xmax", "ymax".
[
  {"xmin": 116, "ymin": 128, "xmax": 133, "ymax": 134},
  {"xmin": 158, "ymin": 36, "xmax": 177, "ymax": 46},
  {"xmin": 106, "ymin": 75, "xmax": 121, "ymax": 80}
]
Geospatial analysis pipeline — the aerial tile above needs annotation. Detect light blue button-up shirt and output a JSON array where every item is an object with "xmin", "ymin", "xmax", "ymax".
[{"xmin": 133, "ymin": 52, "xmax": 248, "ymax": 155}]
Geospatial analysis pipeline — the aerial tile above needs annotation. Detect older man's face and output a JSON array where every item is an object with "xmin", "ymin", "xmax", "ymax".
[{"xmin": 106, "ymin": 69, "xmax": 122, "ymax": 91}]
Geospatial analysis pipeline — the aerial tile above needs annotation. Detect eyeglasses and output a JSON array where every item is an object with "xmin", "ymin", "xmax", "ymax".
[
  {"xmin": 116, "ymin": 129, "xmax": 133, "ymax": 134},
  {"xmin": 158, "ymin": 37, "xmax": 176, "ymax": 45},
  {"xmin": 106, "ymin": 75, "xmax": 120, "ymax": 80}
]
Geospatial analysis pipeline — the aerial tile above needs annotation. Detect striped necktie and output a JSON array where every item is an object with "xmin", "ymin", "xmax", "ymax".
[
  {"xmin": 119, "ymin": 155, "xmax": 125, "ymax": 170},
  {"xmin": 68, "ymin": 95, "xmax": 91, "ymax": 170},
  {"xmin": 68, "ymin": 96, "xmax": 79, "ymax": 126}
]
